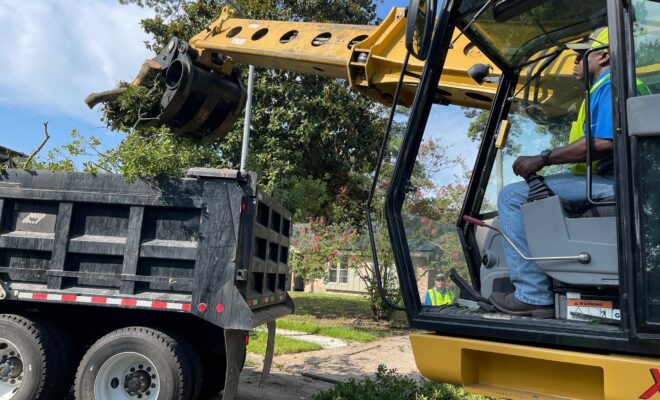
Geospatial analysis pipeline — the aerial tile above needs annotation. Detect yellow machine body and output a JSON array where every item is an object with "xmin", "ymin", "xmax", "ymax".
[{"xmin": 411, "ymin": 333, "xmax": 660, "ymax": 399}]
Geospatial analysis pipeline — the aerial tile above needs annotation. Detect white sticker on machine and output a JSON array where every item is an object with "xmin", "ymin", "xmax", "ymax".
[{"xmin": 566, "ymin": 299, "xmax": 621, "ymax": 321}]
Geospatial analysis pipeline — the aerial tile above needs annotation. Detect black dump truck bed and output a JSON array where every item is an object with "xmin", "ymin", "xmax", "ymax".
[{"xmin": 0, "ymin": 168, "xmax": 292, "ymax": 330}]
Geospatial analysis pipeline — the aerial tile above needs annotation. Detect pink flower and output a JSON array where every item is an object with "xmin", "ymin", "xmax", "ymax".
[{"xmin": 332, "ymin": 250, "xmax": 338, "ymax": 256}]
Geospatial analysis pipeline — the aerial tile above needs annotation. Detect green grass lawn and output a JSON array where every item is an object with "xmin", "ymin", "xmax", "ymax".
[
  {"xmin": 277, "ymin": 315, "xmax": 376, "ymax": 342},
  {"xmin": 288, "ymin": 292, "xmax": 375, "ymax": 319},
  {"xmin": 247, "ymin": 331, "xmax": 323, "ymax": 356},
  {"xmin": 247, "ymin": 292, "xmax": 411, "ymax": 356},
  {"xmin": 278, "ymin": 292, "xmax": 410, "ymax": 342},
  {"xmin": 288, "ymin": 291, "xmax": 408, "ymax": 324}
]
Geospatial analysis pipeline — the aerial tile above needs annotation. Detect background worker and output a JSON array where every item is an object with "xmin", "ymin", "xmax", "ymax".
[{"xmin": 425, "ymin": 273, "xmax": 455, "ymax": 306}]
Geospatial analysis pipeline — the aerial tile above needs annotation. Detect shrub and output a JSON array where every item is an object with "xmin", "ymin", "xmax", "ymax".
[{"xmin": 314, "ymin": 365, "xmax": 488, "ymax": 400}]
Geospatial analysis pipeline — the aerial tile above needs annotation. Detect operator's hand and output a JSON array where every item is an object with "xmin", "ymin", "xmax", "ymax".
[{"xmin": 512, "ymin": 156, "xmax": 545, "ymax": 180}]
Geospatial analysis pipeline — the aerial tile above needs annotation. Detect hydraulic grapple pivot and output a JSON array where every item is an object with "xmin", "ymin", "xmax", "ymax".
[
  {"xmin": 149, "ymin": 37, "xmax": 247, "ymax": 143},
  {"xmin": 85, "ymin": 37, "xmax": 246, "ymax": 144}
]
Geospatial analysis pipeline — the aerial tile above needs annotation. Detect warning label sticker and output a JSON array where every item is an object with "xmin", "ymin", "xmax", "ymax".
[{"xmin": 566, "ymin": 299, "xmax": 621, "ymax": 321}]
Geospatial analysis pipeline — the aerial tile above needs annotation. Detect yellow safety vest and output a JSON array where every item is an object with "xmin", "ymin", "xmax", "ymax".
[
  {"xmin": 567, "ymin": 73, "xmax": 611, "ymax": 175},
  {"xmin": 568, "ymin": 74, "xmax": 650, "ymax": 174},
  {"xmin": 429, "ymin": 288, "xmax": 454, "ymax": 306}
]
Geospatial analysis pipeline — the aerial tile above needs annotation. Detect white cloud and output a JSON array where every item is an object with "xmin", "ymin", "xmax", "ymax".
[{"xmin": 0, "ymin": 0, "xmax": 154, "ymax": 123}]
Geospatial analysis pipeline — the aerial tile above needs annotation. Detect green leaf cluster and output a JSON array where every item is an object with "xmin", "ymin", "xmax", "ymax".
[
  {"xmin": 114, "ymin": 126, "xmax": 224, "ymax": 180},
  {"xmin": 314, "ymin": 365, "xmax": 489, "ymax": 400},
  {"xmin": 32, "ymin": 130, "xmax": 120, "ymax": 174},
  {"xmin": 99, "ymin": 0, "xmax": 392, "ymax": 225}
]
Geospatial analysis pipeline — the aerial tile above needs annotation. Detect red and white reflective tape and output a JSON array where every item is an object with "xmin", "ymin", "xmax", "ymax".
[
  {"xmin": 16, "ymin": 292, "xmax": 191, "ymax": 312},
  {"xmin": 247, "ymin": 294, "xmax": 288, "ymax": 308}
]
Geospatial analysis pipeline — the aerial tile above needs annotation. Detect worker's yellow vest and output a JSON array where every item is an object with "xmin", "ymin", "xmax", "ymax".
[
  {"xmin": 568, "ymin": 74, "xmax": 650, "ymax": 174},
  {"xmin": 429, "ymin": 288, "xmax": 454, "ymax": 306},
  {"xmin": 567, "ymin": 73, "xmax": 611, "ymax": 175}
]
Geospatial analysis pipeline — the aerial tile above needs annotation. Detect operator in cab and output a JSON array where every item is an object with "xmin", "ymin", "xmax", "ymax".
[{"xmin": 490, "ymin": 28, "xmax": 615, "ymax": 318}]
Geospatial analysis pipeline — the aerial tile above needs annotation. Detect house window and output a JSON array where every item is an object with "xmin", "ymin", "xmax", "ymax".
[{"xmin": 329, "ymin": 260, "xmax": 349, "ymax": 284}]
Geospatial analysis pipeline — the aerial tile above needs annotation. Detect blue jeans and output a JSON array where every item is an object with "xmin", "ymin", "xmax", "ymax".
[{"xmin": 497, "ymin": 172, "xmax": 614, "ymax": 305}]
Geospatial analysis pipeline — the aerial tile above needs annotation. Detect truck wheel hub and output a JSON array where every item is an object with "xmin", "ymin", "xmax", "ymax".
[
  {"xmin": 0, "ymin": 340, "xmax": 23, "ymax": 396},
  {"xmin": 124, "ymin": 370, "xmax": 151, "ymax": 395},
  {"xmin": 95, "ymin": 352, "xmax": 159, "ymax": 400},
  {"xmin": 0, "ymin": 358, "xmax": 22, "ymax": 380}
]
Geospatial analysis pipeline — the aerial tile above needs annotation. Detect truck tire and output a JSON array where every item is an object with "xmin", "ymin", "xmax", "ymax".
[
  {"xmin": 74, "ymin": 327, "xmax": 199, "ymax": 400},
  {"xmin": 0, "ymin": 314, "xmax": 60, "ymax": 400},
  {"xmin": 169, "ymin": 332, "xmax": 202, "ymax": 400},
  {"xmin": 40, "ymin": 319, "xmax": 76, "ymax": 398}
]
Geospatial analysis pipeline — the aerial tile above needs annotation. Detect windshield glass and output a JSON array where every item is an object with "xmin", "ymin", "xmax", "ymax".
[
  {"xmin": 480, "ymin": 100, "xmax": 575, "ymax": 214},
  {"xmin": 458, "ymin": 0, "xmax": 607, "ymax": 68}
]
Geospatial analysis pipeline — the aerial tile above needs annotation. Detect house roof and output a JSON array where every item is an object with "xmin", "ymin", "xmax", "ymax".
[{"xmin": 0, "ymin": 146, "xmax": 28, "ymax": 163}]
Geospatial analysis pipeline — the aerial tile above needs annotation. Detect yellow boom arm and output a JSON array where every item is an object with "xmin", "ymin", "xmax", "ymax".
[
  {"xmin": 188, "ymin": 7, "xmax": 499, "ymax": 110},
  {"xmin": 94, "ymin": 7, "xmax": 581, "ymax": 143}
]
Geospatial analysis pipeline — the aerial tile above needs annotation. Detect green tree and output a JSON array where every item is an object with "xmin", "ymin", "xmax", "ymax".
[
  {"xmin": 103, "ymin": 0, "xmax": 387, "ymax": 225},
  {"xmin": 290, "ymin": 217, "xmax": 358, "ymax": 286},
  {"xmin": 289, "ymin": 116, "xmax": 466, "ymax": 320}
]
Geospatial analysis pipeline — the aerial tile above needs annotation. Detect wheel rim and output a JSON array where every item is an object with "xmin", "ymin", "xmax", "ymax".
[
  {"xmin": 0, "ymin": 339, "xmax": 23, "ymax": 400},
  {"xmin": 94, "ymin": 352, "xmax": 160, "ymax": 400}
]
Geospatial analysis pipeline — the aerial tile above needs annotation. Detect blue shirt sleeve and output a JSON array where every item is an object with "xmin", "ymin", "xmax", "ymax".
[
  {"xmin": 588, "ymin": 81, "xmax": 613, "ymax": 140},
  {"xmin": 424, "ymin": 292, "xmax": 431, "ymax": 305}
]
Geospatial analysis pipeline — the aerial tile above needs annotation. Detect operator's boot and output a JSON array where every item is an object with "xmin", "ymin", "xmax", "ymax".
[
  {"xmin": 487, "ymin": 173, "xmax": 555, "ymax": 319},
  {"xmin": 489, "ymin": 292, "xmax": 554, "ymax": 319}
]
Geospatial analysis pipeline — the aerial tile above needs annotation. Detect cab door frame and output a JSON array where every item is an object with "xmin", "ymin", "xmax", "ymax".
[
  {"xmin": 613, "ymin": 0, "xmax": 660, "ymax": 335},
  {"xmin": 388, "ymin": 0, "xmax": 660, "ymax": 357}
]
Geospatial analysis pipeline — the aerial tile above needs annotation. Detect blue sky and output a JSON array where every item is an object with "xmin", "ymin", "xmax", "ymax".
[
  {"xmin": 1, "ymin": 0, "xmax": 476, "ymax": 178},
  {"xmin": 0, "ymin": 0, "xmax": 154, "ymax": 155},
  {"xmin": 0, "ymin": 1, "xmax": 405, "ymax": 156}
]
